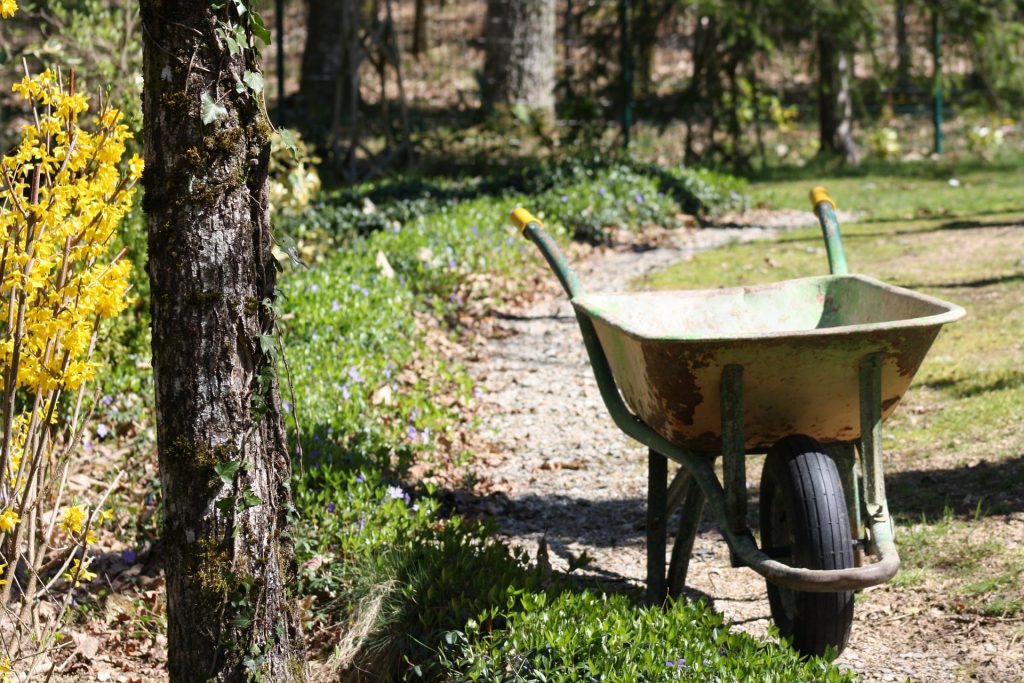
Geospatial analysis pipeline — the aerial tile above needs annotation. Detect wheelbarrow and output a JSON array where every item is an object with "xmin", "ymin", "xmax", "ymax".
[{"xmin": 508, "ymin": 187, "xmax": 964, "ymax": 657}]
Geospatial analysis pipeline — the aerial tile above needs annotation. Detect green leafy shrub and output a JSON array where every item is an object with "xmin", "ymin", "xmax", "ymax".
[
  {"xmin": 437, "ymin": 591, "xmax": 858, "ymax": 683},
  {"xmin": 292, "ymin": 466, "xmax": 540, "ymax": 679},
  {"xmin": 276, "ymin": 159, "xmax": 749, "ymax": 256}
]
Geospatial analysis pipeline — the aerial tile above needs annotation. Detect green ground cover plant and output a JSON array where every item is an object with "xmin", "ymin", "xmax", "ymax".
[{"xmin": 636, "ymin": 159, "xmax": 1024, "ymax": 623}]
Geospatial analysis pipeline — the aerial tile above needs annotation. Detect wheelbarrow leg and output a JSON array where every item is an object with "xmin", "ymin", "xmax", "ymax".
[
  {"xmin": 667, "ymin": 469, "xmax": 706, "ymax": 597},
  {"xmin": 859, "ymin": 352, "xmax": 894, "ymax": 553},
  {"xmin": 827, "ymin": 443, "xmax": 864, "ymax": 564},
  {"xmin": 646, "ymin": 448, "xmax": 668, "ymax": 605},
  {"xmin": 721, "ymin": 365, "xmax": 749, "ymax": 565}
]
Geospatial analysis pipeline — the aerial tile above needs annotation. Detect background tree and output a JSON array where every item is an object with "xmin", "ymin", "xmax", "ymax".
[
  {"xmin": 807, "ymin": 1, "xmax": 876, "ymax": 165},
  {"xmin": 139, "ymin": 1, "xmax": 306, "ymax": 679},
  {"xmin": 300, "ymin": 0, "xmax": 360, "ymax": 143},
  {"xmin": 483, "ymin": 0, "xmax": 556, "ymax": 117}
]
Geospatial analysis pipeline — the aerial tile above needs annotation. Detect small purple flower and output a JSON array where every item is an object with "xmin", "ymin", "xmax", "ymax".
[
  {"xmin": 386, "ymin": 485, "xmax": 409, "ymax": 503},
  {"xmin": 341, "ymin": 384, "xmax": 351, "ymax": 400},
  {"xmin": 473, "ymin": 386, "xmax": 483, "ymax": 400},
  {"xmin": 101, "ymin": 395, "xmax": 113, "ymax": 406},
  {"xmin": 384, "ymin": 365, "xmax": 392, "ymax": 380},
  {"xmin": 331, "ymin": 300, "xmax": 342, "ymax": 313},
  {"xmin": 360, "ymin": 287, "xmax": 369, "ymax": 296},
  {"xmin": 406, "ymin": 425, "xmax": 418, "ymax": 441},
  {"xmin": 309, "ymin": 283, "xmax": 320, "ymax": 293},
  {"xmin": 326, "ymin": 502, "xmax": 336, "ymax": 513},
  {"xmin": 448, "ymin": 258, "xmax": 457, "ymax": 269},
  {"xmin": 470, "ymin": 225, "xmax": 480, "ymax": 236},
  {"xmin": 349, "ymin": 283, "xmax": 361, "ymax": 291},
  {"xmin": 450, "ymin": 292, "xmax": 462, "ymax": 306},
  {"xmin": 283, "ymin": 401, "xmax": 292, "ymax": 412},
  {"xmin": 421, "ymin": 428, "xmax": 430, "ymax": 446},
  {"xmin": 560, "ymin": 195, "xmax": 569, "ymax": 203},
  {"xmin": 598, "ymin": 187, "xmax": 607, "ymax": 196},
  {"xmin": 122, "ymin": 548, "xmax": 138, "ymax": 565},
  {"xmin": 634, "ymin": 193, "xmax": 645, "ymax": 204},
  {"xmin": 410, "ymin": 408, "xmax": 422, "ymax": 421},
  {"xmin": 398, "ymin": 275, "xmax": 406, "ymax": 286},
  {"xmin": 96, "ymin": 423, "xmax": 110, "ymax": 439},
  {"xmin": 348, "ymin": 367, "xmax": 363, "ymax": 383},
  {"xmin": 355, "ymin": 472, "xmax": 366, "ymax": 483}
]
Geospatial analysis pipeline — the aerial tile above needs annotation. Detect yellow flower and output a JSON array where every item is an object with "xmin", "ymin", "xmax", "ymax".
[
  {"xmin": 0, "ymin": 0, "xmax": 17, "ymax": 18},
  {"xmin": 127, "ymin": 153, "xmax": 144, "ymax": 180},
  {"xmin": 62, "ymin": 557, "xmax": 97, "ymax": 587},
  {"xmin": 61, "ymin": 505, "xmax": 87, "ymax": 536},
  {"xmin": 98, "ymin": 508, "xmax": 114, "ymax": 523},
  {"xmin": 0, "ymin": 654, "xmax": 11, "ymax": 681},
  {"xmin": 0, "ymin": 509, "xmax": 19, "ymax": 533}
]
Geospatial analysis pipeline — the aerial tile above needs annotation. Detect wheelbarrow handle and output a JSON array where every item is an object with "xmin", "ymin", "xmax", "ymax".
[
  {"xmin": 509, "ymin": 208, "xmax": 584, "ymax": 299},
  {"xmin": 809, "ymin": 186, "xmax": 850, "ymax": 276}
]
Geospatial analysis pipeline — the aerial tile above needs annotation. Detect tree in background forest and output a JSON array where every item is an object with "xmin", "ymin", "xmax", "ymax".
[
  {"xmin": 483, "ymin": 0, "xmax": 556, "ymax": 118},
  {"xmin": 139, "ymin": 0, "xmax": 307, "ymax": 679},
  {"xmin": 811, "ymin": 0, "xmax": 875, "ymax": 166},
  {"xmin": 300, "ymin": 0, "xmax": 359, "ymax": 143}
]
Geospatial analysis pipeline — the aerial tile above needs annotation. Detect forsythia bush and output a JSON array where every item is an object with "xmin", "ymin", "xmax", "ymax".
[{"xmin": 0, "ymin": 65, "xmax": 141, "ymax": 678}]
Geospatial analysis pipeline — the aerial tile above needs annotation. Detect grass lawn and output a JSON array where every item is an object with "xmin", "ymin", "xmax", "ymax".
[{"xmin": 635, "ymin": 160, "xmax": 1024, "ymax": 622}]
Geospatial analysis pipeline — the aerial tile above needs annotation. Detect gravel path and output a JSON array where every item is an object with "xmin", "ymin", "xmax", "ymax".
[{"xmin": 467, "ymin": 214, "xmax": 1002, "ymax": 683}]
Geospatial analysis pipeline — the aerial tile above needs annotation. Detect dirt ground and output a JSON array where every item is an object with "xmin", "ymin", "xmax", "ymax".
[{"xmin": 467, "ymin": 216, "xmax": 1024, "ymax": 683}]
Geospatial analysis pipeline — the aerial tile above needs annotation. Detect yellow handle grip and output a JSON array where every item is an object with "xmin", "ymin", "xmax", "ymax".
[
  {"xmin": 510, "ymin": 207, "xmax": 543, "ymax": 234},
  {"xmin": 809, "ymin": 186, "xmax": 837, "ymax": 211}
]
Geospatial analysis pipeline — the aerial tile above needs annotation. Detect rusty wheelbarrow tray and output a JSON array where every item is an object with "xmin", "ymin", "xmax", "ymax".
[{"xmin": 509, "ymin": 188, "xmax": 964, "ymax": 657}]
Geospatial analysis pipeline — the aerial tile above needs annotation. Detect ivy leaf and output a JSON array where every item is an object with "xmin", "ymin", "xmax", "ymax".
[
  {"xmin": 215, "ymin": 496, "xmax": 236, "ymax": 515},
  {"xmin": 272, "ymin": 228, "xmax": 303, "ymax": 268},
  {"xmin": 243, "ymin": 70, "xmax": 264, "ymax": 94},
  {"xmin": 200, "ymin": 93, "xmax": 227, "ymax": 125},
  {"xmin": 277, "ymin": 128, "xmax": 298, "ymax": 158},
  {"xmin": 257, "ymin": 334, "xmax": 276, "ymax": 356},
  {"xmin": 214, "ymin": 460, "xmax": 242, "ymax": 485},
  {"xmin": 241, "ymin": 492, "xmax": 262, "ymax": 509},
  {"xmin": 249, "ymin": 11, "xmax": 272, "ymax": 45}
]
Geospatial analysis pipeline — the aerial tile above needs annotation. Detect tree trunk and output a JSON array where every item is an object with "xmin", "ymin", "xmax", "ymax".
[
  {"xmin": 818, "ymin": 37, "xmax": 860, "ymax": 165},
  {"xmin": 412, "ymin": 0, "xmax": 430, "ymax": 55},
  {"xmin": 483, "ymin": 0, "xmax": 556, "ymax": 117},
  {"xmin": 300, "ymin": 0, "xmax": 359, "ymax": 141},
  {"xmin": 139, "ymin": 2, "xmax": 307, "ymax": 680}
]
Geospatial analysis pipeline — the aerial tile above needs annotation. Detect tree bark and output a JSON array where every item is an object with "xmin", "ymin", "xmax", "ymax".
[
  {"xmin": 483, "ymin": 0, "xmax": 556, "ymax": 117},
  {"xmin": 818, "ymin": 37, "xmax": 860, "ymax": 165},
  {"xmin": 140, "ymin": 2, "xmax": 306, "ymax": 680}
]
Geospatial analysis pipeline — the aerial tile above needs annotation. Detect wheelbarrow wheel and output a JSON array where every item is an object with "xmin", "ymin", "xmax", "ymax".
[{"xmin": 760, "ymin": 435, "xmax": 854, "ymax": 658}]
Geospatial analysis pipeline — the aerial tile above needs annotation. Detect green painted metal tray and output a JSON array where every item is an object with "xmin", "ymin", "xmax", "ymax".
[{"xmin": 574, "ymin": 274, "xmax": 965, "ymax": 451}]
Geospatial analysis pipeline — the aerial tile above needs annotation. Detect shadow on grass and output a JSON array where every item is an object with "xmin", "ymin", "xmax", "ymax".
[
  {"xmin": 768, "ymin": 213, "xmax": 1024, "ymax": 247},
  {"xmin": 916, "ymin": 369, "xmax": 1024, "ymax": 398},
  {"xmin": 887, "ymin": 454, "xmax": 1024, "ymax": 521}
]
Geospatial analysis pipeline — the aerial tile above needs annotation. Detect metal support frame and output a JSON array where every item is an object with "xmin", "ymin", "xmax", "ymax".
[
  {"xmin": 721, "ymin": 365, "xmax": 746, "ymax": 535},
  {"xmin": 828, "ymin": 443, "xmax": 864, "ymax": 561},
  {"xmin": 859, "ymin": 353, "xmax": 896, "ymax": 560},
  {"xmin": 667, "ymin": 471, "xmax": 705, "ymax": 597},
  {"xmin": 646, "ymin": 449, "xmax": 667, "ymax": 604}
]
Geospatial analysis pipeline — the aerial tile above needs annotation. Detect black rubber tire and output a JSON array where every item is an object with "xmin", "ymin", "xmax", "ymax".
[{"xmin": 760, "ymin": 434, "xmax": 855, "ymax": 658}]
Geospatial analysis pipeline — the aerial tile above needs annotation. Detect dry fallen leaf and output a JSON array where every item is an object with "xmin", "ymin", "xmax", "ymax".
[
  {"xmin": 375, "ymin": 250, "xmax": 395, "ymax": 279},
  {"xmin": 371, "ymin": 384, "xmax": 393, "ymax": 406}
]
